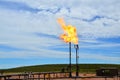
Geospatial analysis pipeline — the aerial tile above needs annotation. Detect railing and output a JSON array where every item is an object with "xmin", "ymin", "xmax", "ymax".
[
  {"xmin": 0, "ymin": 72, "xmax": 69, "ymax": 80},
  {"xmin": 0, "ymin": 72, "xmax": 120, "ymax": 80}
]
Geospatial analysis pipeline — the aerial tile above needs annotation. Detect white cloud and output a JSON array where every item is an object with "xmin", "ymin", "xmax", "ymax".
[
  {"xmin": 79, "ymin": 52, "xmax": 120, "ymax": 62},
  {"xmin": 0, "ymin": 48, "xmax": 68, "ymax": 58},
  {"xmin": 80, "ymin": 43, "xmax": 120, "ymax": 48},
  {"xmin": 70, "ymin": 17, "xmax": 120, "ymax": 38}
]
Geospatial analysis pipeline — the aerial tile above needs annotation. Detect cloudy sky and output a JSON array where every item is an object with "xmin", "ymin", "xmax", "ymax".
[{"xmin": 0, "ymin": 0, "xmax": 120, "ymax": 69}]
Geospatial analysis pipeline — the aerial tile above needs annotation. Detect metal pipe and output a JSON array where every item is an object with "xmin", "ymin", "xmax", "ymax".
[
  {"xmin": 74, "ymin": 45, "xmax": 79, "ymax": 77},
  {"xmin": 69, "ymin": 42, "xmax": 72, "ymax": 77}
]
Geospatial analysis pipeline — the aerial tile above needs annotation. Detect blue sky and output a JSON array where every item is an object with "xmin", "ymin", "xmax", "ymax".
[{"xmin": 0, "ymin": 0, "xmax": 120, "ymax": 69}]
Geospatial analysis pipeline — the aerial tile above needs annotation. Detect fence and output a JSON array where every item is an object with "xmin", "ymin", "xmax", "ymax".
[{"xmin": 0, "ymin": 71, "xmax": 120, "ymax": 80}]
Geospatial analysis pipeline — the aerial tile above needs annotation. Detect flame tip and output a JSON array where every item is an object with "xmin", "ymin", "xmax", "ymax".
[{"xmin": 58, "ymin": 18, "xmax": 78, "ymax": 44}]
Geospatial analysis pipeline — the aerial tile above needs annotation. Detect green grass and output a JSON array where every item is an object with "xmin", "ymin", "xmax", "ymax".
[{"xmin": 0, "ymin": 64, "xmax": 119, "ymax": 73}]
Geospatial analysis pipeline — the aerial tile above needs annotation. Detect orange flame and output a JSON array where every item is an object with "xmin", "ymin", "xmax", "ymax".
[{"xmin": 57, "ymin": 18, "xmax": 78, "ymax": 44}]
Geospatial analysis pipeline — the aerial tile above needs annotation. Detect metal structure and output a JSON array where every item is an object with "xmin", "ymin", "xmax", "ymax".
[
  {"xmin": 0, "ymin": 72, "xmax": 69, "ymax": 80},
  {"xmin": 74, "ymin": 44, "xmax": 79, "ymax": 77},
  {"xmin": 69, "ymin": 42, "xmax": 72, "ymax": 77},
  {"xmin": 0, "ymin": 72, "xmax": 119, "ymax": 80},
  {"xmin": 96, "ymin": 67, "xmax": 119, "ymax": 77},
  {"xmin": 69, "ymin": 42, "xmax": 79, "ymax": 77}
]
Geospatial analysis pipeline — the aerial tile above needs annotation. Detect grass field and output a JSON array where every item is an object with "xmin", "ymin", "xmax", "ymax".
[{"xmin": 0, "ymin": 64, "xmax": 120, "ymax": 73}]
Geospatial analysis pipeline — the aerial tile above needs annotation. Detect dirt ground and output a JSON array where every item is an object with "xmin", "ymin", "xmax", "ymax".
[
  {"xmin": 53, "ymin": 78, "xmax": 119, "ymax": 80},
  {"xmin": 52, "ymin": 73, "xmax": 119, "ymax": 80}
]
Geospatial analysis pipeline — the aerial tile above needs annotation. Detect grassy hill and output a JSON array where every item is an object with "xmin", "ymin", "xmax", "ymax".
[{"xmin": 0, "ymin": 64, "xmax": 120, "ymax": 73}]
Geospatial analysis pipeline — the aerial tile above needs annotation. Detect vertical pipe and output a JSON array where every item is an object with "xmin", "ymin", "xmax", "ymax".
[
  {"xmin": 75, "ymin": 45, "xmax": 79, "ymax": 77},
  {"xmin": 69, "ymin": 42, "xmax": 72, "ymax": 77}
]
